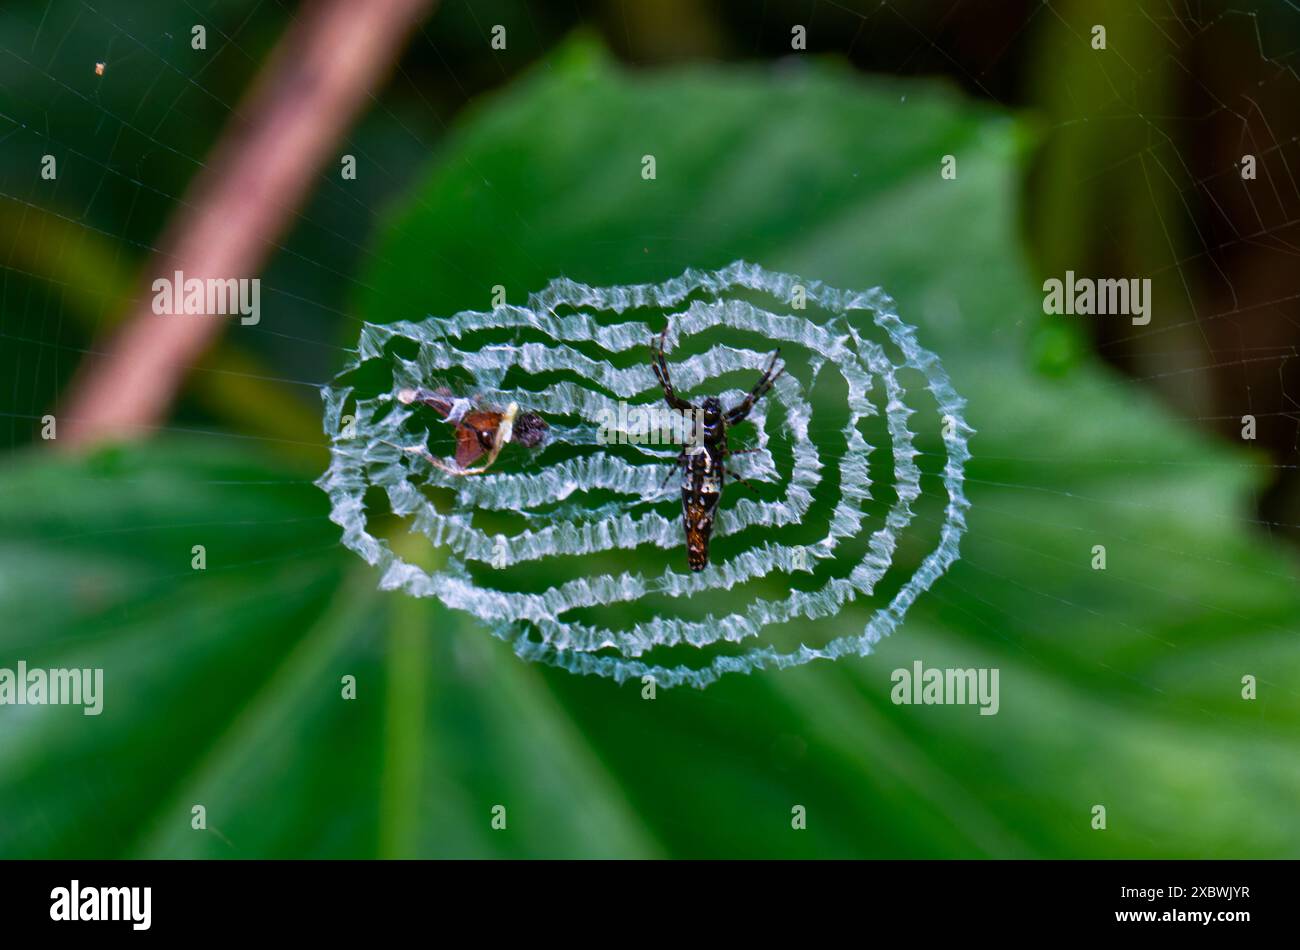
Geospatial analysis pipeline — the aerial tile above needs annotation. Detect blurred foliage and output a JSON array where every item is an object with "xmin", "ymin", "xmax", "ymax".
[
  {"xmin": 2, "ymin": 38, "xmax": 1299, "ymax": 858},
  {"xmin": 1023, "ymin": 0, "xmax": 1300, "ymax": 536}
]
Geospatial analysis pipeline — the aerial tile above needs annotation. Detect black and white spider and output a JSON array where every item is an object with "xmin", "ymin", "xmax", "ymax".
[{"xmin": 651, "ymin": 325, "xmax": 784, "ymax": 571}]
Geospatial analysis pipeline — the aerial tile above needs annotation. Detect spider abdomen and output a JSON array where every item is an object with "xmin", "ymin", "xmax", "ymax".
[{"xmin": 681, "ymin": 439, "xmax": 725, "ymax": 571}]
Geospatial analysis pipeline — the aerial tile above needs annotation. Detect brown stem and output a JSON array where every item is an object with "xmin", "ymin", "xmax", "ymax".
[{"xmin": 59, "ymin": 0, "xmax": 436, "ymax": 448}]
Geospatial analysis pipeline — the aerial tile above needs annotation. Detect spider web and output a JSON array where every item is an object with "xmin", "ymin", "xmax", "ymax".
[{"xmin": 317, "ymin": 261, "xmax": 973, "ymax": 687}]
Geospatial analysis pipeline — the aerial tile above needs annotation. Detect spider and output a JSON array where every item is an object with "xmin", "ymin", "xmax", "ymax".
[{"xmin": 651, "ymin": 325, "xmax": 784, "ymax": 571}]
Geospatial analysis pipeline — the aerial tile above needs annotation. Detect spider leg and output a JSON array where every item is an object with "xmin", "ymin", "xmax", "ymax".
[
  {"xmin": 725, "ymin": 469, "xmax": 760, "ymax": 492},
  {"xmin": 725, "ymin": 348, "xmax": 785, "ymax": 426},
  {"xmin": 651, "ymin": 326, "xmax": 694, "ymax": 413},
  {"xmin": 659, "ymin": 448, "xmax": 687, "ymax": 491}
]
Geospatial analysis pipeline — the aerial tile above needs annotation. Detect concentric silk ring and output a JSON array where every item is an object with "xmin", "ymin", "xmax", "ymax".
[{"xmin": 316, "ymin": 261, "xmax": 973, "ymax": 688}]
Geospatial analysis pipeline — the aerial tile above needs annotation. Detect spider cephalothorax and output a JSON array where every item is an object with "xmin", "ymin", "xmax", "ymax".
[{"xmin": 651, "ymin": 326, "xmax": 784, "ymax": 571}]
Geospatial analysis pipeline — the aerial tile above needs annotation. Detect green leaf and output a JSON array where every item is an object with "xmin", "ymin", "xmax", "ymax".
[{"xmin": 3, "ymin": 38, "xmax": 1297, "ymax": 857}]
